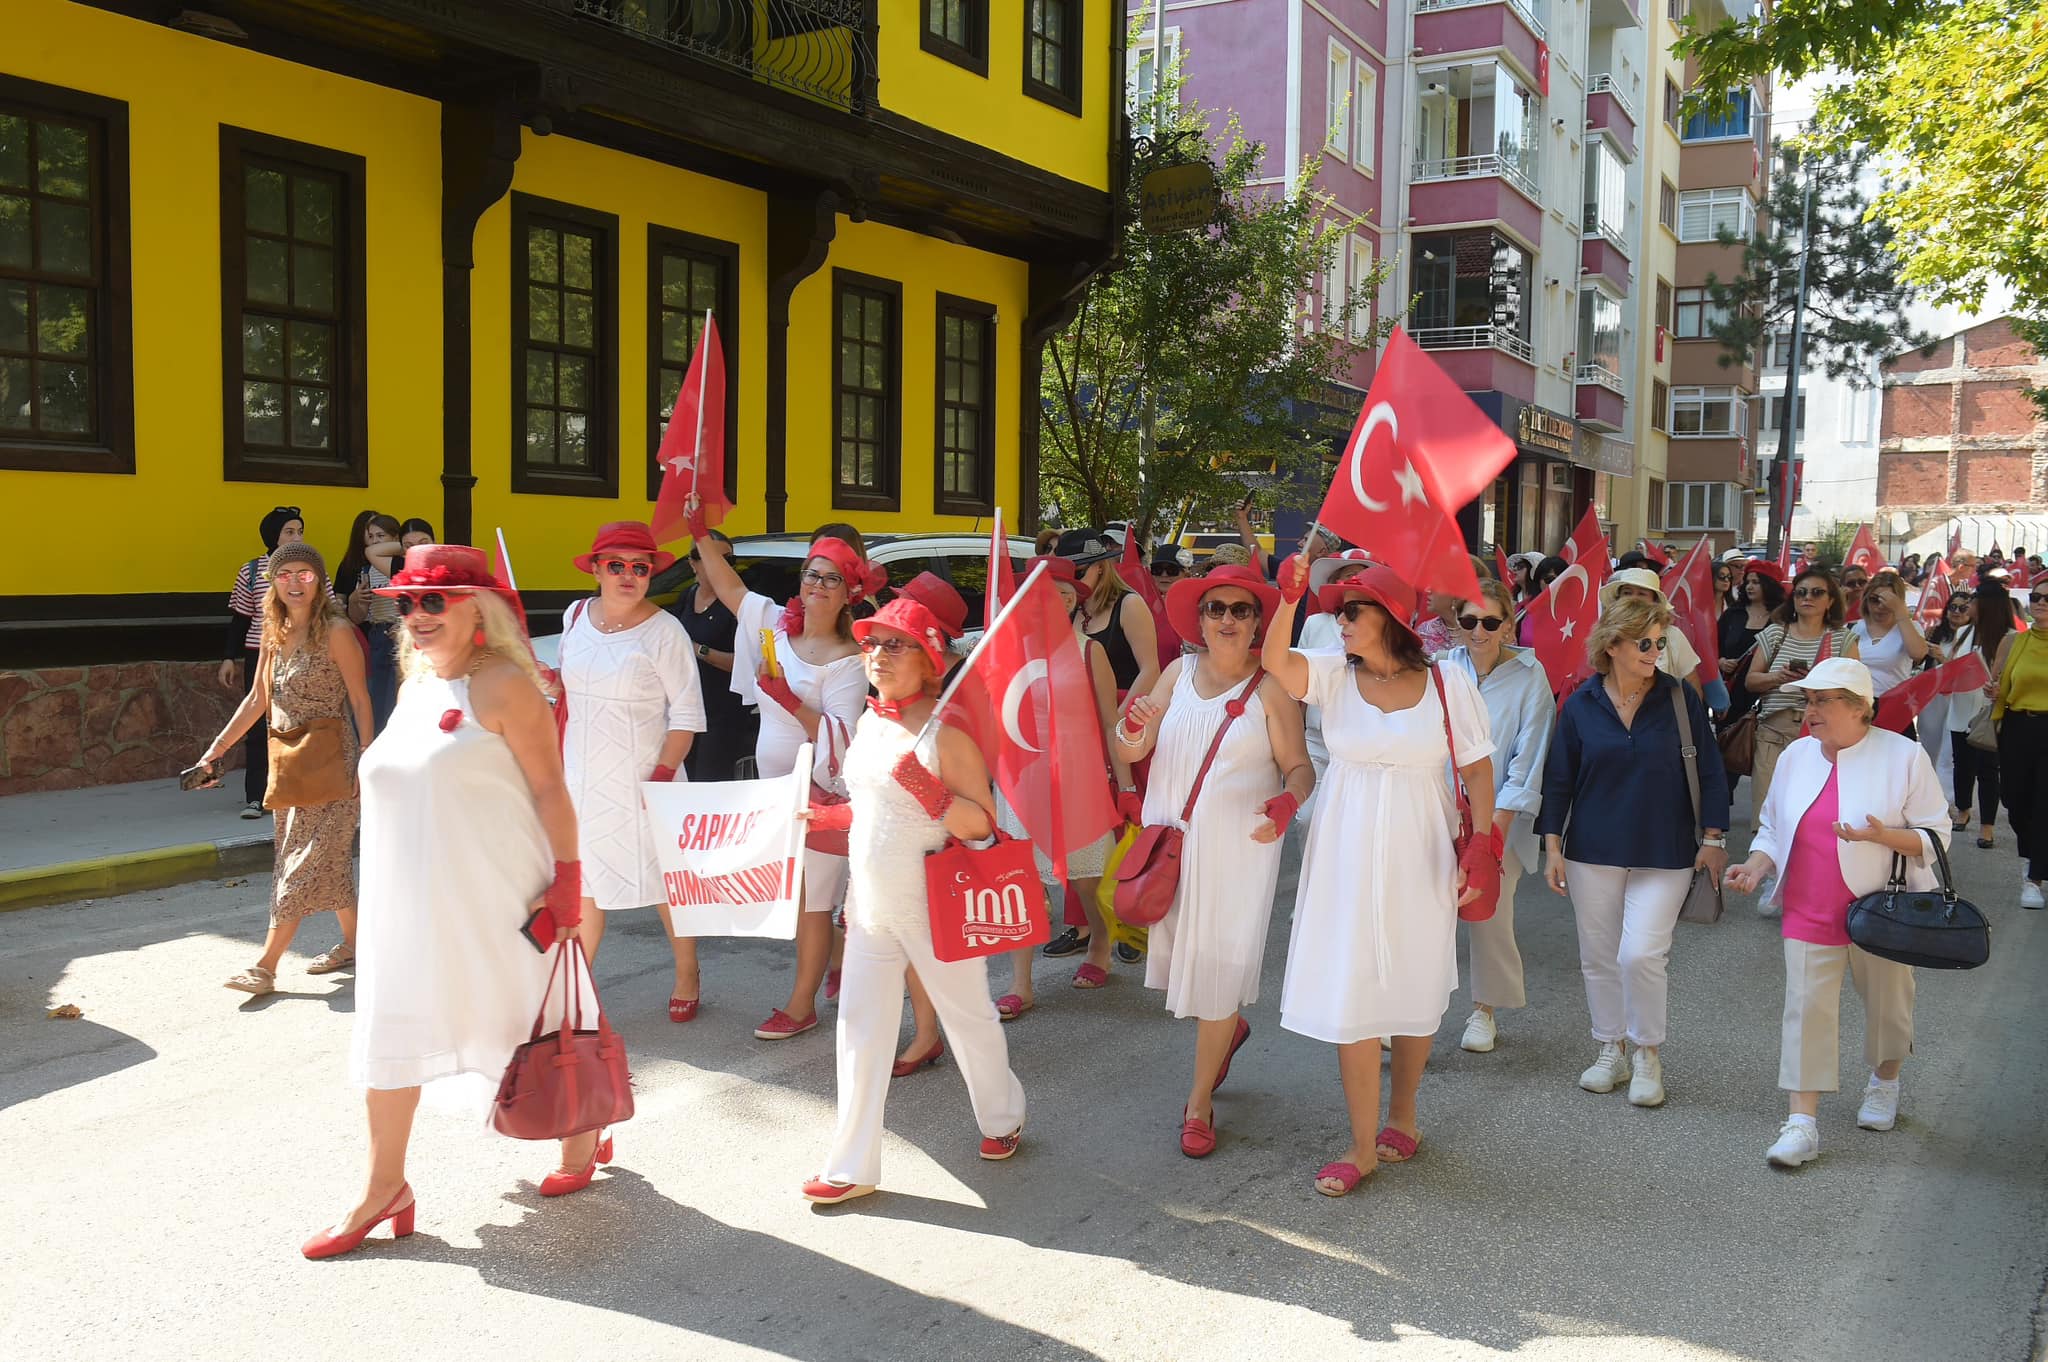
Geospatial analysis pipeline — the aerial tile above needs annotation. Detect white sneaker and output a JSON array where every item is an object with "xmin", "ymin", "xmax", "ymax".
[
  {"xmin": 1628, "ymin": 1046, "xmax": 1666, "ymax": 1107},
  {"xmin": 1460, "ymin": 1009, "xmax": 1497, "ymax": 1053},
  {"xmin": 1766, "ymin": 1119, "xmax": 1821, "ymax": 1167},
  {"xmin": 1857, "ymin": 1077, "xmax": 1901, "ymax": 1131},
  {"xmin": 1579, "ymin": 1041, "xmax": 1631, "ymax": 1093},
  {"xmin": 2022, "ymin": 880, "xmax": 2045, "ymax": 910}
]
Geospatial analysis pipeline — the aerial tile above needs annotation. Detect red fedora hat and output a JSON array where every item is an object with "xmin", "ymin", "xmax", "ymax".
[
  {"xmin": 573, "ymin": 521, "xmax": 676, "ymax": 575},
  {"xmin": 1167, "ymin": 564, "xmax": 1282, "ymax": 646}
]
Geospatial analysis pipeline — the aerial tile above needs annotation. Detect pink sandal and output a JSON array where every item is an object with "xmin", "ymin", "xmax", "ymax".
[
  {"xmin": 1374, "ymin": 1126, "xmax": 1420, "ymax": 1163},
  {"xmin": 1071, "ymin": 963, "xmax": 1108, "ymax": 989},
  {"xmin": 1314, "ymin": 1161, "xmax": 1368, "ymax": 1197},
  {"xmin": 996, "ymin": 994, "xmax": 1033, "ymax": 1021}
]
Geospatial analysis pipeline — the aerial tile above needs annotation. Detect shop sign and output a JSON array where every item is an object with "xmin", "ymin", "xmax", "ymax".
[
  {"xmin": 1516, "ymin": 403, "xmax": 1578, "ymax": 459},
  {"xmin": 1140, "ymin": 161, "xmax": 1221, "ymax": 234}
]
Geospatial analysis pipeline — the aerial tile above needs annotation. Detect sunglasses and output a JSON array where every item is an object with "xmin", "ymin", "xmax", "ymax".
[
  {"xmin": 857, "ymin": 634, "xmax": 921, "ymax": 657},
  {"xmin": 395, "ymin": 592, "xmax": 450, "ymax": 617},
  {"xmin": 1457, "ymin": 614, "xmax": 1507, "ymax": 632},
  {"xmin": 600, "ymin": 558, "xmax": 652, "ymax": 578},
  {"xmin": 1793, "ymin": 586, "xmax": 1831, "ymax": 600},
  {"xmin": 1337, "ymin": 600, "xmax": 1382, "ymax": 623},
  {"xmin": 1630, "ymin": 635, "xmax": 1669, "ymax": 654},
  {"xmin": 801, "ymin": 569, "xmax": 845, "ymax": 590},
  {"xmin": 272, "ymin": 568, "xmax": 320, "ymax": 586},
  {"xmin": 1947, "ymin": 599, "xmax": 1972, "ymax": 610},
  {"xmin": 2032, "ymin": 593, "xmax": 2048, "ymax": 605},
  {"xmin": 1199, "ymin": 599, "xmax": 1261, "ymax": 621},
  {"xmin": 1153, "ymin": 565, "xmax": 1184, "ymax": 578}
]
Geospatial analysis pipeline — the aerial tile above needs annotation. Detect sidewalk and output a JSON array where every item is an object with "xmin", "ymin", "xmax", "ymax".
[{"xmin": 0, "ymin": 778, "xmax": 273, "ymax": 910}]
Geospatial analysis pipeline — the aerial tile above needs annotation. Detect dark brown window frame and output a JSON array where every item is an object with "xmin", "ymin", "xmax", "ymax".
[
  {"xmin": 922, "ymin": 0, "xmax": 990, "ymax": 77},
  {"xmin": 1022, "ymin": 0, "xmax": 1085, "ymax": 116},
  {"xmin": 0, "ymin": 74, "xmax": 134, "ymax": 475},
  {"xmin": 645, "ymin": 225, "xmax": 739, "ymax": 503},
  {"xmin": 219, "ymin": 126, "xmax": 368, "ymax": 486},
  {"xmin": 933, "ymin": 292, "xmax": 997, "ymax": 517},
  {"xmin": 831, "ymin": 268, "xmax": 902, "ymax": 514},
  {"xmin": 510, "ymin": 192, "xmax": 619, "ymax": 499}
]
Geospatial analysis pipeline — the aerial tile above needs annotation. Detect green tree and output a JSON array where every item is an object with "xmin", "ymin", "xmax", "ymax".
[
  {"xmin": 1700, "ymin": 141, "xmax": 1931, "ymax": 380},
  {"xmin": 1039, "ymin": 54, "xmax": 1391, "ymax": 537}
]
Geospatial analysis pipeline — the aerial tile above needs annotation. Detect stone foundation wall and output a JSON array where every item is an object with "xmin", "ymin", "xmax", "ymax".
[{"xmin": 0, "ymin": 663, "xmax": 246, "ymax": 797}]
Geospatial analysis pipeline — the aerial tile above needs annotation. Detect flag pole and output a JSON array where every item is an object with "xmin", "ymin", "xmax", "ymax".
[
  {"xmin": 494, "ymin": 527, "xmax": 518, "ymax": 591},
  {"xmin": 923, "ymin": 559, "xmax": 1052, "ymax": 738},
  {"xmin": 689, "ymin": 308, "xmax": 712, "ymax": 502}
]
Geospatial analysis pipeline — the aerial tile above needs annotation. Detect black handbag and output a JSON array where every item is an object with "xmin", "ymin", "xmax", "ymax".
[{"xmin": 1845, "ymin": 833, "xmax": 1989, "ymax": 970}]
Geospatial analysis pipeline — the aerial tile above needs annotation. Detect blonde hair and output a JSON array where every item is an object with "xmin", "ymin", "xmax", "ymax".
[
  {"xmin": 1589, "ymin": 596, "xmax": 1673, "ymax": 675},
  {"xmin": 1463, "ymin": 578, "xmax": 1516, "ymax": 620},
  {"xmin": 1083, "ymin": 560, "xmax": 1132, "ymax": 618},
  {"xmin": 396, "ymin": 590, "xmax": 551, "ymax": 694},
  {"xmin": 260, "ymin": 580, "xmax": 341, "ymax": 659}
]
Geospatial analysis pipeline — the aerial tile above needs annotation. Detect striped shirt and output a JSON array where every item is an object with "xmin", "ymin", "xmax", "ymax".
[{"xmin": 228, "ymin": 558, "xmax": 267, "ymax": 652}]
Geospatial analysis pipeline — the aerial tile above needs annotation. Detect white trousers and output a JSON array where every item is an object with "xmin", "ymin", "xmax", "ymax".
[
  {"xmin": 1462, "ymin": 849, "xmax": 1527, "ymax": 1009},
  {"xmin": 822, "ymin": 919, "xmax": 1026, "ymax": 1188},
  {"xmin": 1565, "ymin": 861, "xmax": 1693, "ymax": 1049}
]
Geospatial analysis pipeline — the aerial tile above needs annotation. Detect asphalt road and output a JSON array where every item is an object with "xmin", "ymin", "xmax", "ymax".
[{"xmin": 4, "ymin": 807, "xmax": 2045, "ymax": 1362}]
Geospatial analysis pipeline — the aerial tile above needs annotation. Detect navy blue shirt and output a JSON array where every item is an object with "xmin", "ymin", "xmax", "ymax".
[{"xmin": 1537, "ymin": 672, "xmax": 1731, "ymax": 870}]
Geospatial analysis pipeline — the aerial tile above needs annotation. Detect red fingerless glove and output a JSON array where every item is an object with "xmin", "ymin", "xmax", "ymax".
[
  {"xmin": 1116, "ymin": 787, "xmax": 1146, "ymax": 826},
  {"xmin": 1456, "ymin": 828, "xmax": 1504, "ymax": 922},
  {"xmin": 686, "ymin": 504, "xmax": 710, "ymax": 541},
  {"xmin": 1278, "ymin": 553, "xmax": 1309, "ymax": 604},
  {"xmin": 891, "ymin": 750, "xmax": 955, "ymax": 821},
  {"xmin": 650, "ymin": 764, "xmax": 677, "ymax": 783},
  {"xmin": 1262, "ymin": 791, "xmax": 1301, "ymax": 831},
  {"xmin": 547, "ymin": 860, "xmax": 582, "ymax": 931},
  {"xmin": 806, "ymin": 799, "xmax": 854, "ymax": 833},
  {"xmin": 756, "ymin": 672, "xmax": 801, "ymax": 716}
]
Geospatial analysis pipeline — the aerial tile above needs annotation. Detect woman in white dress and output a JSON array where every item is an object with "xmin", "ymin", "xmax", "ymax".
[
  {"xmin": 559, "ymin": 521, "xmax": 707, "ymax": 1022},
  {"xmin": 690, "ymin": 527, "xmax": 875, "ymax": 1040},
  {"xmin": 1263, "ymin": 563, "xmax": 1496, "ymax": 1199},
  {"xmin": 1297, "ymin": 550, "xmax": 1374, "ymax": 820},
  {"xmin": 1117, "ymin": 565, "xmax": 1311, "ymax": 1160},
  {"xmin": 303, "ymin": 545, "xmax": 592, "ymax": 1260},
  {"xmin": 1850, "ymin": 570, "xmax": 1930, "ymax": 721},
  {"xmin": 799, "ymin": 597, "xmax": 1025, "ymax": 1204}
]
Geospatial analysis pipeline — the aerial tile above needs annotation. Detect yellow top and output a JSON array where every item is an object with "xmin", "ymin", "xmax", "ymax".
[{"xmin": 1994, "ymin": 629, "xmax": 2048, "ymax": 717}]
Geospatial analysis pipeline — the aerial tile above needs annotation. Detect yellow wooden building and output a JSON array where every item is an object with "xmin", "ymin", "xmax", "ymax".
[{"xmin": 2, "ymin": 0, "xmax": 1120, "ymax": 661}]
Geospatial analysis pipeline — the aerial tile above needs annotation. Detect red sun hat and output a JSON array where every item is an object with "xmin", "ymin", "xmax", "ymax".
[
  {"xmin": 376, "ymin": 544, "xmax": 503, "ymax": 595},
  {"xmin": 893, "ymin": 571, "xmax": 968, "ymax": 640},
  {"xmin": 573, "ymin": 521, "xmax": 676, "ymax": 575},
  {"xmin": 1318, "ymin": 564, "xmax": 1421, "ymax": 642},
  {"xmin": 1167, "ymin": 564, "xmax": 1282, "ymax": 646},
  {"xmin": 1744, "ymin": 558, "xmax": 1785, "ymax": 584},
  {"xmin": 852, "ymin": 599, "xmax": 950, "ymax": 674}
]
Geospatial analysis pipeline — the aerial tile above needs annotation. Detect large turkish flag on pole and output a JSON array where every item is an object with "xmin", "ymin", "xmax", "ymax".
[
  {"xmin": 651, "ymin": 312, "xmax": 731, "ymax": 544},
  {"xmin": 1560, "ymin": 503, "xmax": 1609, "ymax": 568},
  {"xmin": 1845, "ymin": 523, "xmax": 1886, "ymax": 574},
  {"xmin": 1661, "ymin": 539, "xmax": 1721, "ymax": 684},
  {"xmin": 1528, "ymin": 551, "xmax": 1609, "ymax": 697},
  {"xmin": 1916, "ymin": 557, "xmax": 1952, "ymax": 628},
  {"xmin": 934, "ymin": 563, "xmax": 1119, "ymax": 880},
  {"xmin": 1315, "ymin": 327, "xmax": 1516, "ymax": 603}
]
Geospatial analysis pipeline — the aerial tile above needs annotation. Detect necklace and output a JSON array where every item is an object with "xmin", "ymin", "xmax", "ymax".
[
  {"xmin": 594, "ymin": 603, "xmax": 649, "ymax": 634},
  {"xmin": 465, "ymin": 647, "xmax": 495, "ymax": 676},
  {"xmin": 1612, "ymin": 677, "xmax": 1649, "ymax": 708},
  {"xmin": 1352, "ymin": 655, "xmax": 1401, "ymax": 683}
]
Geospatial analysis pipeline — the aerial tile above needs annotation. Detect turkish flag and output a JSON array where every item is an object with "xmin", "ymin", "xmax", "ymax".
[
  {"xmin": 935, "ymin": 563, "xmax": 1120, "ymax": 880},
  {"xmin": 1876, "ymin": 652, "xmax": 1991, "ymax": 733},
  {"xmin": 987, "ymin": 506, "xmax": 1018, "ymax": 618},
  {"xmin": 1948, "ymin": 525, "xmax": 1963, "ymax": 560},
  {"xmin": 2013, "ymin": 557, "xmax": 2033, "ymax": 588},
  {"xmin": 1315, "ymin": 327, "xmax": 1515, "ymax": 605},
  {"xmin": 1560, "ymin": 503, "xmax": 1608, "ymax": 567},
  {"xmin": 1661, "ymin": 540, "xmax": 1721, "ymax": 683},
  {"xmin": 1528, "ymin": 552, "xmax": 1609, "ymax": 697},
  {"xmin": 651, "ymin": 312, "xmax": 731, "ymax": 544},
  {"xmin": 1495, "ymin": 544, "xmax": 1514, "ymax": 590},
  {"xmin": 1117, "ymin": 529, "xmax": 1177, "ymax": 668},
  {"xmin": 1845, "ymin": 523, "xmax": 1886, "ymax": 574},
  {"xmin": 1778, "ymin": 535, "xmax": 1795, "ymax": 579},
  {"xmin": 1638, "ymin": 539, "xmax": 1670, "ymax": 568},
  {"xmin": 1915, "ymin": 558, "xmax": 1951, "ymax": 628}
]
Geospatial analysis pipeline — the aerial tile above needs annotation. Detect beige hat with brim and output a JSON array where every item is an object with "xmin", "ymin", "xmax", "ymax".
[
  {"xmin": 1599, "ymin": 566, "xmax": 1667, "ymax": 608},
  {"xmin": 1781, "ymin": 657, "xmax": 1875, "ymax": 704}
]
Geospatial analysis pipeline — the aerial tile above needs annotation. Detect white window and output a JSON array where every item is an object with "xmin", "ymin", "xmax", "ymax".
[
  {"xmin": 1326, "ymin": 42, "xmax": 1352, "ymax": 160},
  {"xmin": 1353, "ymin": 66, "xmax": 1377, "ymax": 174},
  {"xmin": 1677, "ymin": 187, "xmax": 1753, "ymax": 243},
  {"xmin": 1760, "ymin": 393, "xmax": 1807, "ymax": 437},
  {"xmin": 1348, "ymin": 235, "xmax": 1374, "ymax": 339},
  {"xmin": 1669, "ymin": 384, "xmax": 1746, "ymax": 437},
  {"xmin": 1665, "ymin": 481, "xmax": 1737, "ymax": 531},
  {"xmin": 1322, "ymin": 232, "xmax": 1345, "ymax": 332},
  {"xmin": 1672, "ymin": 286, "xmax": 1731, "ymax": 340},
  {"xmin": 1128, "ymin": 28, "xmax": 1182, "ymax": 135}
]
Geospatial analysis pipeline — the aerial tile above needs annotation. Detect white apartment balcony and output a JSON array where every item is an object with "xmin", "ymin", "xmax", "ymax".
[
  {"xmin": 1415, "ymin": 152, "xmax": 1539, "ymax": 203},
  {"xmin": 1413, "ymin": 324, "xmax": 1535, "ymax": 365},
  {"xmin": 1416, "ymin": 0, "xmax": 1545, "ymax": 38}
]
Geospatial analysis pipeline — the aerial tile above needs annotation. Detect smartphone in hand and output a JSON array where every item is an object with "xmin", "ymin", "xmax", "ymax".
[{"xmin": 178, "ymin": 760, "xmax": 222, "ymax": 791}]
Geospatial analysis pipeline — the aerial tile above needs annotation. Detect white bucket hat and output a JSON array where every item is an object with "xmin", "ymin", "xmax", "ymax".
[
  {"xmin": 1781, "ymin": 657, "xmax": 1875, "ymax": 704},
  {"xmin": 1598, "ymin": 566, "xmax": 1668, "ymax": 608}
]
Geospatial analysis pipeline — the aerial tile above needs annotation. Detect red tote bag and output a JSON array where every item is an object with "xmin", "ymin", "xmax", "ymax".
[
  {"xmin": 491, "ymin": 940, "xmax": 635, "ymax": 1142},
  {"xmin": 925, "ymin": 832, "xmax": 1050, "ymax": 962}
]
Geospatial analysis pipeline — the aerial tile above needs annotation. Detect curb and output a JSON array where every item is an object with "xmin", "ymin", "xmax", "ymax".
[{"xmin": 0, "ymin": 836, "xmax": 272, "ymax": 912}]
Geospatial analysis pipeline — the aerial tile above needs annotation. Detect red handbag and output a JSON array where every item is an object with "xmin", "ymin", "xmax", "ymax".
[
  {"xmin": 924, "ymin": 831, "xmax": 1050, "ymax": 962},
  {"xmin": 1431, "ymin": 663, "xmax": 1501, "ymax": 923},
  {"xmin": 491, "ymin": 940, "xmax": 635, "ymax": 1142},
  {"xmin": 1112, "ymin": 669, "xmax": 1264, "ymax": 929}
]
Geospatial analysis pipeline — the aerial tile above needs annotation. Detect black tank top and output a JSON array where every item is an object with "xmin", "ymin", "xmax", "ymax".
[{"xmin": 1084, "ymin": 596, "xmax": 1142, "ymax": 692}]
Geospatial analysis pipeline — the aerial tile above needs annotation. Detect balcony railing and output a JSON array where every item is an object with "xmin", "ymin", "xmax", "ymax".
[
  {"xmin": 1415, "ymin": 0, "xmax": 1546, "ymax": 39},
  {"xmin": 1412, "ymin": 324, "xmax": 1536, "ymax": 364},
  {"xmin": 1580, "ymin": 206, "xmax": 1630, "ymax": 253},
  {"xmin": 1576, "ymin": 363, "xmax": 1625, "ymax": 393},
  {"xmin": 556, "ymin": 0, "xmax": 875, "ymax": 113},
  {"xmin": 1413, "ymin": 152, "xmax": 1539, "ymax": 202},
  {"xmin": 1586, "ymin": 74, "xmax": 1639, "ymax": 126}
]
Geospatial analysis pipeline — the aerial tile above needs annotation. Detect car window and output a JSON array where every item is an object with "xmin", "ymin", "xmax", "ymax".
[
  {"xmin": 941, "ymin": 554, "xmax": 992, "ymax": 630},
  {"xmin": 648, "ymin": 555, "xmax": 802, "ymax": 611}
]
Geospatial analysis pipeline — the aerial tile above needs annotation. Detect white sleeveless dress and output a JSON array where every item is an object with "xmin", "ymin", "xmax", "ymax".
[
  {"xmin": 351, "ymin": 672, "xmax": 580, "ymax": 1114},
  {"xmin": 1141, "ymin": 665, "xmax": 1287, "ymax": 1021},
  {"xmin": 1281, "ymin": 656, "xmax": 1494, "ymax": 1043}
]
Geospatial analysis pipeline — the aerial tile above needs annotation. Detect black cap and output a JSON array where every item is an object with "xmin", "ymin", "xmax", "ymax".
[{"xmin": 1053, "ymin": 528, "xmax": 1119, "ymax": 566}]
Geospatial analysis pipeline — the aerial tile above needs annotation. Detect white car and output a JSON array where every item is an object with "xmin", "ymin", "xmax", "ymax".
[{"xmin": 529, "ymin": 531, "xmax": 1038, "ymax": 669}]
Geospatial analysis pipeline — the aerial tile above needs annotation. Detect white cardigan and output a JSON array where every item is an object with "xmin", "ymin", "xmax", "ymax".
[{"xmin": 1751, "ymin": 727, "xmax": 1952, "ymax": 911}]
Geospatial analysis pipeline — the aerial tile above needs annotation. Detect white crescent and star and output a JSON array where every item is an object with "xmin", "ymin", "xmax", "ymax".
[
  {"xmin": 1348, "ymin": 403, "xmax": 1429, "ymax": 513},
  {"xmin": 666, "ymin": 452, "xmax": 696, "ymax": 475},
  {"xmin": 1000, "ymin": 658, "xmax": 1049, "ymax": 754},
  {"xmin": 1549, "ymin": 565, "xmax": 1592, "ymax": 640}
]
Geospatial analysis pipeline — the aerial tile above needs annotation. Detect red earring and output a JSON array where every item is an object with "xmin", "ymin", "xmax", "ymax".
[{"xmin": 473, "ymin": 626, "xmax": 487, "ymax": 648}]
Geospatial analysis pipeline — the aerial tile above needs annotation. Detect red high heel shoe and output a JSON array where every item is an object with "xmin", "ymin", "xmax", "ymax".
[
  {"xmin": 891, "ymin": 1036, "xmax": 944, "ymax": 1077},
  {"xmin": 539, "ymin": 1133, "xmax": 614, "ymax": 1197},
  {"xmin": 301, "ymin": 1184, "xmax": 415, "ymax": 1260}
]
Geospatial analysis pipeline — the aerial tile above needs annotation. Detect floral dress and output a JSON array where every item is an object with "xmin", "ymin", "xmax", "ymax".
[{"xmin": 266, "ymin": 640, "xmax": 359, "ymax": 927}]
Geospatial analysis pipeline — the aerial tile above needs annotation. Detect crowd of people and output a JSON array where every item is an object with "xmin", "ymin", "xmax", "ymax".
[{"xmin": 183, "ymin": 505, "xmax": 2048, "ymax": 1254}]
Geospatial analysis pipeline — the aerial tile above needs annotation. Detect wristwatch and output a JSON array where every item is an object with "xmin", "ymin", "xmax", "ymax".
[
  {"xmin": 695, "ymin": 642, "xmax": 709, "ymax": 660},
  {"xmin": 1701, "ymin": 834, "xmax": 1727, "ymax": 848}
]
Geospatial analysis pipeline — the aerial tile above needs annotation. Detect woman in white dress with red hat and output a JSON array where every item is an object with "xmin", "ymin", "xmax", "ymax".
[
  {"xmin": 799, "ymin": 596, "xmax": 1026, "ymax": 1205},
  {"xmin": 1263, "ymin": 562, "xmax": 1498, "ymax": 1199},
  {"xmin": 1116, "ymin": 564, "xmax": 1311, "ymax": 1160},
  {"xmin": 557, "ymin": 521, "xmax": 706, "ymax": 1022},
  {"xmin": 302, "ymin": 545, "xmax": 595, "ymax": 1260}
]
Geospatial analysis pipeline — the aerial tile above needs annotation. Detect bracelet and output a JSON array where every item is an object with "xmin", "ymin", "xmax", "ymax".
[{"xmin": 1115, "ymin": 724, "xmax": 1145, "ymax": 748}]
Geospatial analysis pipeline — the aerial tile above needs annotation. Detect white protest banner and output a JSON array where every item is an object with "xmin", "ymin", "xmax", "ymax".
[{"xmin": 643, "ymin": 743, "xmax": 810, "ymax": 940}]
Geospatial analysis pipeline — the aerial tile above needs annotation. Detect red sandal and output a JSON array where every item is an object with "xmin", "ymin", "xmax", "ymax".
[
  {"xmin": 1071, "ymin": 963, "xmax": 1108, "ymax": 989},
  {"xmin": 668, "ymin": 997, "xmax": 699, "ymax": 1023},
  {"xmin": 1314, "ymin": 1161, "xmax": 1368, "ymax": 1197},
  {"xmin": 1374, "ymin": 1126, "xmax": 1420, "ymax": 1163},
  {"xmin": 996, "ymin": 994, "xmax": 1033, "ymax": 1021}
]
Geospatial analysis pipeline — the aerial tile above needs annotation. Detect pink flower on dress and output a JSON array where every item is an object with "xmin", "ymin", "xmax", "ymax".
[
  {"xmin": 439, "ymin": 708, "xmax": 464, "ymax": 732},
  {"xmin": 1224, "ymin": 699, "xmax": 1247, "ymax": 718}
]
